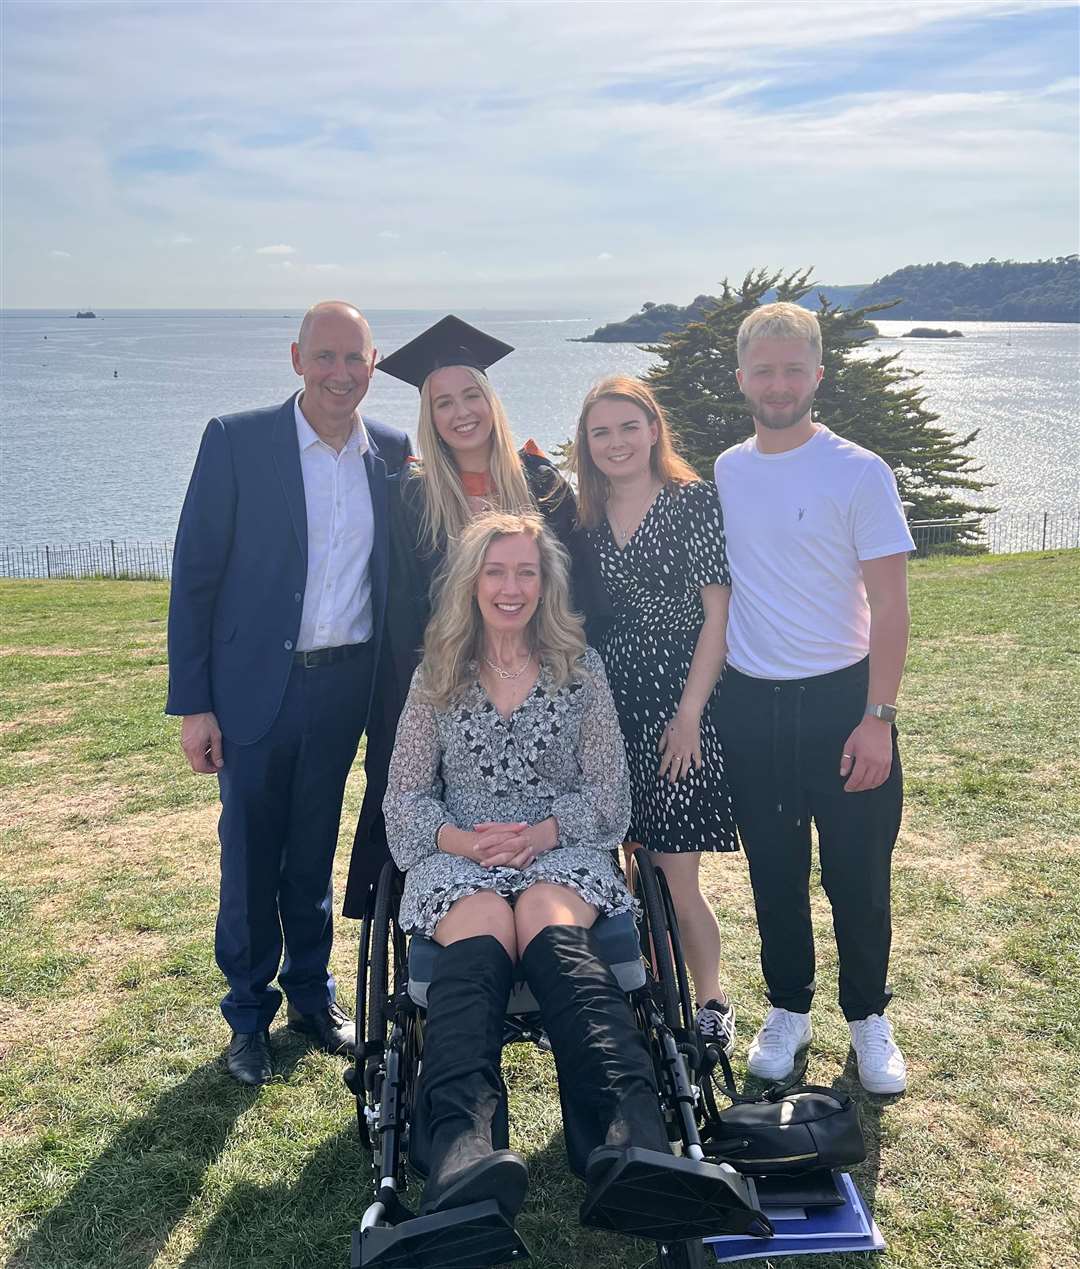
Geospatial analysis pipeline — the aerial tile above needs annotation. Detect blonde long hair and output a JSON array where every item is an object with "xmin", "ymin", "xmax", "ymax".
[
  {"xmin": 414, "ymin": 367, "xmax": 532, "ymax": 554},
  {"xmin": 568, "ymin": 375, "xmax": 698, "ymax": 529},
  {"xmin": 421, "ymin": 512, "xmax": 586, "ymax": 709}
]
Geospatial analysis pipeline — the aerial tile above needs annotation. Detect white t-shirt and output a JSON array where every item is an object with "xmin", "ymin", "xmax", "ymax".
[{"xmin": 713, "ymin": 426, "xmax": 914, "ymax": 680}]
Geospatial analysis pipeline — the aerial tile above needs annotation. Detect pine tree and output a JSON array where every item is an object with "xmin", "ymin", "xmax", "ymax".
[{"xmin": 645, "ymin": 267, "xmax": 994, "ymax": 526}]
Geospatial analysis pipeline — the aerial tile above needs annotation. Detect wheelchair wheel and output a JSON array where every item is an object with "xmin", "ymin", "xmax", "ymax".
[
  {"xmin": 355, "ymin": 861, "xmax": 408, "ymax": 1141},
  {"xmin": 630, "ymin": 850, "xmax": 693, "ymax": 1031},
  {"xmin": 364, "ymin": 862, "xmax": 407, "ymax": 1060}
]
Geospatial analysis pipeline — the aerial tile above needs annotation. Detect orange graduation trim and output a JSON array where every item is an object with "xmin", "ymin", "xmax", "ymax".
[{"xmin": 460, "ymin": 469, "xmax": 494, "ymax": 497}]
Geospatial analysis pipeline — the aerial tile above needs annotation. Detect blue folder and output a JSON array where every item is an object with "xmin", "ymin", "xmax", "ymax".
[{"xmin": 707, "ymin": 1173, "xmax": 885, "ymax": 1262}]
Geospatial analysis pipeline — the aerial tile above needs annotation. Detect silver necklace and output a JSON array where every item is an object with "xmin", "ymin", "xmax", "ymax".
[
  {"xmin": 611, "ymin": 485, "xmax": 662, "ymax": 545},
  {"xmin": 483, "ymin": 652, "xmax": 533, "ymax": 681}
]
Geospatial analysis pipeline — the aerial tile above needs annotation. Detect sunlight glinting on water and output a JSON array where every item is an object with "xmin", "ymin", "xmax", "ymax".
[{"xmin": 1, "ymin": 311, "xmax": 1077, "ymax": 543}]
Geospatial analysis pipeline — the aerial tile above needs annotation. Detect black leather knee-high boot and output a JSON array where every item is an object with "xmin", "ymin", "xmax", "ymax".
[
  {"xmin": 520, "ymin": 923, "xmax": 768, "ymax": 1242},
  {"xmin": 415, "ymin": 935, "xmax": 528, "ymax": 1219},
  {"xmin": 519, "ymin": 923, "xmax": 670, "ymax": 1178}
]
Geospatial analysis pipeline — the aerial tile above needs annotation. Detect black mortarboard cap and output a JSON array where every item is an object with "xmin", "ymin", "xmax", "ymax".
[{"xmin": 377, "ymin": 315, "xmax": 514, "ymax": 390}]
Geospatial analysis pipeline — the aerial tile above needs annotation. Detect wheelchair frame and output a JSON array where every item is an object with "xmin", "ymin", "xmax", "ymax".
[{"xmin": 344, "ymin": 853, "xmax": 763, "ymax": 1269}]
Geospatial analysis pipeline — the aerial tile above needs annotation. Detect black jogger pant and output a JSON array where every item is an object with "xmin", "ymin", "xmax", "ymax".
[{"xmin": 714, "ymin": 657, "xmax": 903, "ymax": 1022}]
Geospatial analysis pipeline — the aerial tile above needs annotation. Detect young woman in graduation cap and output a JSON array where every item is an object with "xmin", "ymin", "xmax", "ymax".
[{"xmin": 343, "ymin": 316, "xmax": 578, "ymax": 918}]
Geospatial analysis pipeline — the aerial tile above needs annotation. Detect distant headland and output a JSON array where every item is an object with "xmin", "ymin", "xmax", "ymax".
[{"xmin": 575, "ymin": 256, "xmax": 1079, "ymax": 341}]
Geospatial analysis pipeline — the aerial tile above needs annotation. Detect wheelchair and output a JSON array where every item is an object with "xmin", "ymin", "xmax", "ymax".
[{"xmin": 344, "ymin": 853, "xmax": 771, "ymax": 1269}]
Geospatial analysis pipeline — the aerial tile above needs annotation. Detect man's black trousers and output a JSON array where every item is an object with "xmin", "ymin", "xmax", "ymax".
[{"xmin": 714, "ymin": 657, "xmax": 902, "ymax": 1022}]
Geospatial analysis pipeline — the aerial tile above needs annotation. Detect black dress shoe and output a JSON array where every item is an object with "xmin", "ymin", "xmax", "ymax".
[
  {"xmin": 286, "ymin": 1001, "xmax": 356, "ymax": 1056},
  {"xmin": 226, "ymin": 1029, "xmax": 272, "ymax": 1085}
]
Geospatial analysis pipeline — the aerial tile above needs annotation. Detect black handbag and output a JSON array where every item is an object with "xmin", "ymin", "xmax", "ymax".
[{"xmin": 704, "ymin": 1047, "xmax": 866, "ymax": 1176}]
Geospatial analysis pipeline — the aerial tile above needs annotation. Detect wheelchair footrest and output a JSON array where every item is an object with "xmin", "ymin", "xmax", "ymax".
[
  {"xmin": 353, "ymin": 1199, "xmax": 530, "ymax": 1269},
  {"xmin": 580, "ymin": 1147, "xmax": 771, "ymax": 1241}
]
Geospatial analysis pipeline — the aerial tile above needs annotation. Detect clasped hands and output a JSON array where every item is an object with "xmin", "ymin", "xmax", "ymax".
[{"xmin": 439, "ymin": 817, "xmax": 559, "ymax": 871}]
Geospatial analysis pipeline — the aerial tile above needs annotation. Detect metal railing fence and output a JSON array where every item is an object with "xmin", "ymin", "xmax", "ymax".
[
  {"xmin": 908, "ymin": 510, "xmax": 1080, "ymax": 556},
  {"xmin": 0, "ymin": 539, "xmax": 174, "ymax": 580},
  {"xmin": 1, "ymin": 512, "xmax": 1077, "ymax": 580}
]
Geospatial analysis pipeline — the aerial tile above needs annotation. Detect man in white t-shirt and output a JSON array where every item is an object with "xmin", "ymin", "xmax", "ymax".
[{"xmin": 713, "ymin": 302, "xmax": 914, "ymax": 1094}]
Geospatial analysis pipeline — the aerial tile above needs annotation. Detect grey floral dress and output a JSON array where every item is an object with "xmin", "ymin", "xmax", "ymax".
[{"xmin": 384, "ymin": 647, "xmax": 633, "ymax": 936}]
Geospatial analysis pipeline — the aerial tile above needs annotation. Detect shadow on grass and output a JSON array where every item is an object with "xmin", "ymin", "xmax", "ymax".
[
  {"xmin": 179, "ymin": 1118, "xmax": 682, "ymax": 1269},
  {"xmin": 12, "ymin": 1046, "xmax": 307, "ymax": 1269},
  {"xmin": 832, "ymin": 1048, "xmax": 894, "ymax": 1215},
  {"xmin": 174, "ymin": 1124, "xmax": 369, "ymax": 1269}
]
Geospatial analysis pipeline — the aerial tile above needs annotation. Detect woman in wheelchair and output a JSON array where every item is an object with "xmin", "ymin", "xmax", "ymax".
[{"xmin": 382, "ymin": 510, "xmax": 756, "ymax": 1248}]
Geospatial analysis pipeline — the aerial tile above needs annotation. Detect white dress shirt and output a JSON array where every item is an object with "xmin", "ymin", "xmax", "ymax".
[{"xmin": 294, "ymin": 395, "xmax": 375, "ymax": 651}]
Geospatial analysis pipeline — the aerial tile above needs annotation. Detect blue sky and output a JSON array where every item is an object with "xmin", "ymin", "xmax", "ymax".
[{"xmin": 2, "ymin": 0, "xmax": 1077, "ymax": 310}]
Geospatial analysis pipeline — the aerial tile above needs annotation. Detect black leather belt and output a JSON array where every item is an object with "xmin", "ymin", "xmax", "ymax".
[{"xmin": 293, "ymin": 641, "xmax": 369, "ymax": 669}]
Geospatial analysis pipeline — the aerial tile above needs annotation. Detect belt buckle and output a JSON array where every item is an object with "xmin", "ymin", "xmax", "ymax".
[{"xmin": 301, "ymin": 649, "xmax": 320, "ymax": 669}]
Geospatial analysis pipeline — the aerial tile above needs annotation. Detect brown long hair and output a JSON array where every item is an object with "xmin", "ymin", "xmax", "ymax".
[{"xmin": 568, "ymin": 375, "xmax": 698, "ymax": 529}]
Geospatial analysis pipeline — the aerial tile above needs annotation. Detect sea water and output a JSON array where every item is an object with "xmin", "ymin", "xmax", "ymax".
[{"xmin": 0, "ymin": 310, "xmax": 1076, "ymax": 544}]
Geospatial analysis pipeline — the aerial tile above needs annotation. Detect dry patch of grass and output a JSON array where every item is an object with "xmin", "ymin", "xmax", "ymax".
[
  {"xmin": 896, "ymin": 826, "xmax": 1012, "ymax": 902},
  {"xmin": 0, "ymin": 782, "xmax": 133, "ymax": 835},
  {"xmin": 3, "ymin": 805, "xmax": 219, "ymax": 900},
  {"xmin": 0, "ymin": 708, "xmax": 74, "ymax": 735},
  {"xmin": 0, "ymin": 969, "xmax": 132, "ymax": 1063},
  {"xmin": 0, "ymin": 647, "xmax": 100, "ymax": 658}
]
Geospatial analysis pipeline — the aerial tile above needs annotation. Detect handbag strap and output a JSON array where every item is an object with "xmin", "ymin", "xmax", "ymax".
[{"xmin": 706, "ymin": 1043, "xmax": 812, "ymax": 1106}]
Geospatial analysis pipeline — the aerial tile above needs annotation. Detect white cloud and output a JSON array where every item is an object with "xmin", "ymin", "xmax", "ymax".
[
  {"xmin": 49, "ymin": 249, "xmax": 71, "ymax": 258},
  {"xmin": 314, "ymin": 263, "xmax": 340, "ymax": 271},
  {"xmin": 170, "ymin": 233, "xmax": 194, "ymax": 245},
  {"xmin": 1, "ymin": 0, "xmax": 1074, "ymax": 307}
]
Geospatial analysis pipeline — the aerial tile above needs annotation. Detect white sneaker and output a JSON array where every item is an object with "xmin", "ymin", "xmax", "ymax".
[
  {"xmin": 695, "ymin": 998, "xmax": 737, "ymax": 1058},
  {"xmin": 746, "ymin": 1007, "xmax": 812, "ymax": 1080},
  {"xmin": 849, "ymin": 1014, "xmax": 907, "ymax": 1094}
]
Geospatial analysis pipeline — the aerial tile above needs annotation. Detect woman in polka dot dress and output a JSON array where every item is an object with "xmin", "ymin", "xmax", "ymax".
[{"xmin": 568, "ymin": 375, "xmax": 740, "ymax": 1053}]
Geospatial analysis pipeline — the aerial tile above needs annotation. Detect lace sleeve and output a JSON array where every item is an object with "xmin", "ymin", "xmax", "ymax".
[
  {"xmin": 550, "ymin": 648, "xmax": 631, "ymax": 850},
  {"xmin": 383, "ymin": 671, "xmax": 451, "ymax": 872}
]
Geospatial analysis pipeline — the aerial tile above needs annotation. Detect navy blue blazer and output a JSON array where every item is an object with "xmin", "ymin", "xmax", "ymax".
[{"xmin": 166, "ymin": 393, "xmax": 410, "ymax": 746}]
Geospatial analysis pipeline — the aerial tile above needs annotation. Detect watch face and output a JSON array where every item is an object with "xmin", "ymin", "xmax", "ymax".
[{"xmin": 877, "ymin": 705, "xmax": 898, "ymax": 723}]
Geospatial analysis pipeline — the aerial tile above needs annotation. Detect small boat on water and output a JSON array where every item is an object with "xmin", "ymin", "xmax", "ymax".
[{"xmin": 74, "ymin": 310, "xmax": 97, "ymax": 319}]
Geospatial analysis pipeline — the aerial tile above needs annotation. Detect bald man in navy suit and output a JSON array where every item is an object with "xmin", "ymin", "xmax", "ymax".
[{"xmin": 166, "ymin": 301, "xmax": 410, "ymax": 1084}]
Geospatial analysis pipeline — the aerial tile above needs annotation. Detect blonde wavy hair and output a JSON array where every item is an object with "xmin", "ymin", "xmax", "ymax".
[
  {"xmin": 567, "ymin": 375, "xmax": 699, "ymax": 529},
  {"xmin": 420, "ymin": 511, "xmax": 587, "ymax": 709},
  {"xmin": 414, "ymin": 367, "xmax": 532, "ymax": 554}
]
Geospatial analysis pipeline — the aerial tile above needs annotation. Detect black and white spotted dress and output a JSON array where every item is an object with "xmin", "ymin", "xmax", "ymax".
[{"xmin": 587, "ymin": 481, "xmax": 739, "ymax": 854}]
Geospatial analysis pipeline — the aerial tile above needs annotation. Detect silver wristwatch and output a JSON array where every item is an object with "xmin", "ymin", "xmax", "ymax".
[{"xmin": 865, "ymin": 704, "xmax": 898, "ymax": 724}]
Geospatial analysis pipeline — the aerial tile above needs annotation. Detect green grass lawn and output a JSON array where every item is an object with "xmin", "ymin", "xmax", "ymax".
[{"xmin": 1, "ymin": 552, "xmax": 1078, "ymax": 1269}]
